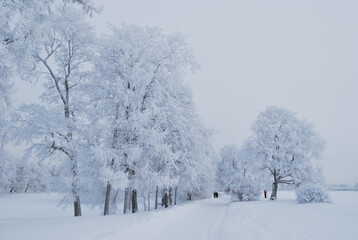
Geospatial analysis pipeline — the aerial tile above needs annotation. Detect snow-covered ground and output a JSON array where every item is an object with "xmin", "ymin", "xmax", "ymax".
[{"xmin": 1, "ymin": 191, "xmax": 358, "ymax": 240}]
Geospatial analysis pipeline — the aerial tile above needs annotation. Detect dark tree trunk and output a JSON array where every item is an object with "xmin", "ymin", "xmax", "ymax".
[
  {"xmin": 270, "ymin": 173, "xmax": 278, "ymax": 200},
  {"xmin": 155, "ymin": 186, "xmax": 158, "ymax": 210},
  {"xmin": 123, "ymin": 187, "xmax": 131, "ymax": 214},
  {"xmin": 238, "ymin": 192, "xmax": 243, "ymax": 201},
  {"xmin": 132, "ymin": 189, "xmax": 138, "ymax": 213},
  {"xmin": 187, "ymin": 192, "xmax": 192, "ymax": 200},
  {"xmin": 104, "ymin": 182, "xmax": 111, "ymax": 215},
  {"xmin": 169, "ymin": 187, "xmax": 172, "ymax": 205},
  {"xmin": 25, "ymin": 183, "xmax": 29, "ymax": 193},
  {"xmin": 162, "ymin": 189, "xmax": 168, "ymax": 208},
  {"xmin": 174, "ymin": 187, "xmax": 177, "ymax": 205},
  {"xmin": 74, "ymin": 195, "xmax": 81, "ymax": 216}
]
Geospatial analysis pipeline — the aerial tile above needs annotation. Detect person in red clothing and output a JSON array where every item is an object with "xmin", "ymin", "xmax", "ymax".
[{"xmin": 264, "ymin": 189, "xmax": 267, "ymax": 198}]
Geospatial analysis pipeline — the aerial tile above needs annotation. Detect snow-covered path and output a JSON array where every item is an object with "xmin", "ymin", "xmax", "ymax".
[
  {"xmin": 1, "ymin": 191, "xmax": 358, "ymax": 240},
  {"xmin": 111, "ymin": 195, "xmax": 231, "ymax": 240}
]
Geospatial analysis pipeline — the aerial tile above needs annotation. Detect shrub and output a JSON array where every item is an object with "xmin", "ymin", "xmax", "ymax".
[{"xmin": 296, "ymin": 183, "xmax": 330, "ymax": 203}]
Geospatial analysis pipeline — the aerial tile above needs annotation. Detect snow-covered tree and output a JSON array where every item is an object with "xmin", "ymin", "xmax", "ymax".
[
  {"xmin": 151, "ymin": 82, "xmax": 215, "ymax": 203},
  {"xmin": 1, "ymin": 0, "xmax": 97, "ymax": 59},
  {"xmin": 217, "ymin": 144, "xmax": 262, "ymax": 201},
  {"xmin": 88, "ymin": 24, "xmax": 182, "ymax": 214},
  {"xmin": 89, "ymin": 24, "xmax": 215, "ymax": 214},
  {"xmin": 175, "ymin": 115, "xmax": 216, "ymax": 201},
  {"xmin": 0, "ymin": 0, "xmax": 97, "ymax": 198},
  {"xmin": 0, "ymin": 2, "xmax": 16, "ymax": 193},
  {"xmin": 0, "ymin": 58, "xmax": 13, "ymax": 192},
  {"xmin": 217, "ymin": 145, "xmax": 240, "ymax": 192},
  {"xmin": 13, "ymin": 5, "xmax": 96, "ymax": 216},
  {"xmin": 247, "ymin": 106, "xmax": 325, "ymax": 200}
]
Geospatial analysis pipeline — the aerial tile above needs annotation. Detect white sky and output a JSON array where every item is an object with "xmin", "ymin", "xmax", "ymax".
[{"xmin": 11, "ymin": 0, "xmax": 358, "ymax": 185}]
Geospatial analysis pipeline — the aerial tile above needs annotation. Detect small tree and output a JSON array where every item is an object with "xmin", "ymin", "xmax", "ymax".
[{"xmin": 248, "ymin": 106, "xmax": 325, "ymax": 200}]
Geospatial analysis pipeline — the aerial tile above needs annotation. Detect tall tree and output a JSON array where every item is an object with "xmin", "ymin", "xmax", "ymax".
[
  {"xmin": 0, "ymin": 0, "xmax": 97, "ymax": 197},
  {"xmin": 0, "ymin": 41, "xmax": 14, "ymax": 193},
  {"xmin": 13, "ymin": 5, "xmax": 95, "ymax": 216}
]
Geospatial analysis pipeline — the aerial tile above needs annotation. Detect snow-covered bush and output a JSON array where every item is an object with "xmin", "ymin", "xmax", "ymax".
[
  {"xmin": 296, "ymin": 183, "xmax": 330, "ymax": 203},
  {"xmin": 231, "ymin": 179, "xmax": 260, "ymax": 201}
]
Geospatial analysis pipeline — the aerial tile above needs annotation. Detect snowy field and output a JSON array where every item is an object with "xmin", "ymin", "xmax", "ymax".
[{"xmin": 1, "ymin": 191, "xmax": 358, "ymax": 240}]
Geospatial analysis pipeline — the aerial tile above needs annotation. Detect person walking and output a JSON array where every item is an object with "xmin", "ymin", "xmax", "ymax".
[{"xmin": 264, "ymin": 189, "xmax": 267, "ymax": 198}]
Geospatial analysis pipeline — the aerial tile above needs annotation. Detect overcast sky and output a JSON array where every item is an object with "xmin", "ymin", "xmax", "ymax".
[{"xmin": 12, "ymin": 0, "xmax": 358, "ymax": 185}]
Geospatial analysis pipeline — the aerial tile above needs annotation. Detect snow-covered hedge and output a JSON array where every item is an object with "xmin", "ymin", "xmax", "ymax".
[
  {"xmin": 296, "ymin": 183, "xmax": 330, "ymax": 203},
  {"xmin": 231, "ymin": 179, "xmax": 260, "ymax": 201}
]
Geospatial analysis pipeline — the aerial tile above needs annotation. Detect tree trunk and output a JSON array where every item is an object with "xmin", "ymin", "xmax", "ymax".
[
  {"xmin": 148, "ymin": 192, "xmax": 150, "ymax": 211},
  {"xmin": 169, "ymin": 187, "xmax": 172, "ymax": 205},
  {"xmin": 72, "ymin": 187, "xmax": 81, "ymax": 217},
  {"xmin": 162, "ymin": 189, "xmax": 168, "ymax": 208},
  {"xmin": 72, "ymin": 178, "xmax": 81, "ymax": 216},
  {"xmin": 155, "ymin": 186, "xmax": 158, "ymax": 210},
  {"xmin": 187, "ymin": 192, "xmax": 192, "ymax": 200},
  {"xmin": 270, "ymin": 179, "xmax": 278, "ymax": 200},
  {"xmin": 174, "ymin": 187, "xmax": 177, "ymax": 205},
  {"xmin": 132, "ymin": 189, "xmax": 138, "ymax": 213},
  {"xmin": 74, "ymin": 195, "xmax": 81, "ymax": 216},
  {"xmin": 104, "ymin": 182, "xmax": 111, "ymax": 215},
  {"xmin": 71, "ymin": 157, "xmax": 81, "ymax": 217},
  {"xmin": 123, "ymin": 187, "xmax": 131, "ymax": 214},
  {"xmin": 25, "ymin": 181, "xmax": 30, "ymax": 193},
  {"xmin": 143, "ymin": 195, "xmax": 147, "ymax": 211},
  {"xmin": 66, "ymin": 102, "xmax": 81, "ymax": 216}
]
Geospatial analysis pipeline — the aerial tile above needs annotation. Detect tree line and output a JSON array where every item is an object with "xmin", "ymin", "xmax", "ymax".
[{"xmin": 0, "ymin": 0, "xmax": 216, "ymax": 216}]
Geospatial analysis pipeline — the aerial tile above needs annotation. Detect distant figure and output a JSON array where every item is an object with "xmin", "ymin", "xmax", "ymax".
[
  {"xmin": 213, "ymin": 192, "xmax": 219, "ymax": 198},
  {"xmin": 264, "ymin": 189, "xmax": 267, "ymax": 198}
]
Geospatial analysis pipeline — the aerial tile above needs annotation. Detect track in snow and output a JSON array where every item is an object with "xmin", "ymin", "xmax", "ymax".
[{"xmin": 99, "ymin": 194, "xmax": 231, "ymax": 240}]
